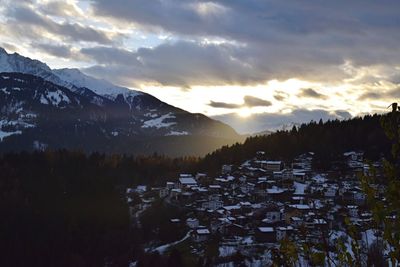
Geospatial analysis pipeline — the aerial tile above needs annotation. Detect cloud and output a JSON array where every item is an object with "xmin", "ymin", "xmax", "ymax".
[
  {"xmin": 298, "ymin": 88, "xmax": 328, "ymax": 99},
  {"xmin": 274, "ymin": 91, "xmax": 289, "ymax": 101},
  {"xmin": 6, "ymin": 5, "xmax": 120, "ymax": 44},
  {"xmin": 358, "ymin": 87, "xmax": 400, "ymax": 100},
  {"xmin": 208, "ymin": 95, "xmax": 271, "ymax": 109},
  {"xmin": 243, "ymin": 95, "xmax": 272, "ymax": 107},
  {"xmin": 209, "ymin": 101, "xmax": 241, "ymax": 109},
  {"xmin": 35, "ymin": 43, "xmax": 75, "ymax": 59},
  {"xmin": 213, "ymin": 108, "xmax": 353, "ymax": 134},
  {"xmin": 82, "ymin": 41, "xmax": 262, "ymax": 87}
]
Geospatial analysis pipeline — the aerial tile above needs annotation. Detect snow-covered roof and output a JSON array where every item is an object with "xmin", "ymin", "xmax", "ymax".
[
  {"xmin": 267, "ymin": 187, "xmax": 286, "ymax": 194},
  {"xmin": 289, "ymin": 204, "xmax": 310, "ymax": 210},
  {"xmin": 258, "ymin": 227, "xmax": 274, "ymax": 233},
  {"xmin": 196, "ymin": 229, "xmax": 210, "ymax": 235},
  {"xmin": 266, "ymin": 161, "xmax": 282, "ymax": 164},
  {"xmin": 179, "ymin": 177, "xmax": 197, "ymax": 185}
]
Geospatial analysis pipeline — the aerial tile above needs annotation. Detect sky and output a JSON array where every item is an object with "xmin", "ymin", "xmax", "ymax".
[{"xmin": 0, "ymin": 0, "xmax": 399, "ymax": 134}]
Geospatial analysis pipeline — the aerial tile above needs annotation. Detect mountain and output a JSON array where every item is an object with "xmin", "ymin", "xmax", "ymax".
[{"xmin": 0, "ymin": 49, "xmax": 241, "ymax": 156}]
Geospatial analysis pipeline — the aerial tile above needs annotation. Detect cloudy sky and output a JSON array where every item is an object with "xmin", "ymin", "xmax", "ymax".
[{"xmin": 1, "ymin": 0, "xmax": 399, "ymax": 133}]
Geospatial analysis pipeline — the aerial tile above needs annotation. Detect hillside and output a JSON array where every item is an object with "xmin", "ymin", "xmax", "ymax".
[{"xmin": 199, "ymin": 114, "xmax": 391, "ymax": 172}]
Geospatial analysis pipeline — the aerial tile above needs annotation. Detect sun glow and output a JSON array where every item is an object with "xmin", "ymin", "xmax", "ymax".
[{"xmin": 238, "ymin": 107, "xmax": 252, "ymax": 118}]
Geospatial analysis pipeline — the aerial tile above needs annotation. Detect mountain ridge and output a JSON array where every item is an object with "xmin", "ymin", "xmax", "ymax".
[{"xmin": 0, "ymin": 48, "xmax": 241, "ymax": 156}]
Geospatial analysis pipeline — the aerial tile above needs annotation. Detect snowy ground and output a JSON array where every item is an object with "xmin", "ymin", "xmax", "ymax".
[{"xmin": 150, "ymin": 230, "xmax": 192, "ymax": 254}]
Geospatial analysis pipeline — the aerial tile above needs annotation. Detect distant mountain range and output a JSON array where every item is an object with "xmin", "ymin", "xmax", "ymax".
[{"xmin": 0, "ymin": 48, "xmax": 241, "ymax": 156}]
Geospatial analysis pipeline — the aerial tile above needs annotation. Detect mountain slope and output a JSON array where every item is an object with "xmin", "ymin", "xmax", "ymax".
[{"xmin": 0, "ymin": 48, "xmax": 241, "ymax": 155}]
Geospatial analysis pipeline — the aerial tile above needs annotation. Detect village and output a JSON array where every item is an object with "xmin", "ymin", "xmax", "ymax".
[{"xmin": 127, "ymin": 151, "xmax": 385, "ymax": 265}]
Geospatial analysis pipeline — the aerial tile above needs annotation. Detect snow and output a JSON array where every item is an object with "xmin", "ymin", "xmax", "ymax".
[
  {"xmin": 258, "ymin": 227, "xmax": 274, "ymax": 233},
  {"xmin": 266, "ymin": 186, "xmax": 285, "ymax": 194},
  {"xmin": 0, "ymin": 129, "xmax": 22, "ymax": 141},
  {"xmin": 142, "ymin": 113, "xmax": 176, "ymax": 129},
  {"xmin": 53, "ymin": 68, "xmax": 142, "ymax": 99},
  {"xmin": 219, "ymin": 246, "xmax": 237, "ymax": 257},
  {"xmin": 165, "ymin": 130, "xmax": 189, "ymax": 136},
  {"xmin": 196, "ymin": 229, "xmax": 210, "ymax": 235},
  {"xmin": 151, "ymin": 230, "xmax": 192, "ymax": 254},
  {"xmin": 0, "ymin": 88, "xmax": 10, "ymax": 95},
  {"xmin": 40, "ymin": 95, "xmax": 49, "ymax": 105}
]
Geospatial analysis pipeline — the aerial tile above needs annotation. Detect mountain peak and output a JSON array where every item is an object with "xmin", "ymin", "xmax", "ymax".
[{"xmin": 0, "ymin": 47, "xmax": 8, "ymax": 55}]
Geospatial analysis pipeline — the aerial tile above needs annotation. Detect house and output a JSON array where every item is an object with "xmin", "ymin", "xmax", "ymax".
[
  {"xmin": 202, "ymin": 199, "xmax": 223, "ymax": 210},
  {"xmin": 324, "ymin": 186, "xmax": 338, "ymax": 198},
  {"xmin": 186, "ymin": 218, "xmax": 200, "ymax": 228},
  {"xmin": 262, "ymin": 161, "xmax": 283, "ymax": 172},
  {"xmin": 166, "ymin": 182, "xmax": 175, "ymax": 190},
  {"xmin": 263, "ymin": 204, "xmax": 282, "ymax": 224},
  {"xmin": 159, "ymin": 187, "xmax": 169, "ymax": 198},
  {"xmin": 293, "ymin": 171, "xmax": 307, "ymax": 182},
  {"xmin": 193, "ymin": 228, "xmax": 211, "ymax": 242},
  {"xmin": 179, "ymin": 177, "xmax": 198, "ymax": 188},
  {"xmin": 224, "ymin": 223, "xmax": 246, "ymax": 237},
  {"xmin": 273, "ymin": 169, "xmax": 293, "ymax": 180},
  {"xmin": 347, "ymin": 205, "xmax": 359, "ymax": 218},
  {"xmin": 255, "ymin": 227, "xmax": 276, "ymax": 243},
  {"xmin": 276, "ymin": 226, "xmax": 294, "ymax": 241},
  {"xmin": 222, "ymin": 164, "xmax": 234, "ymax": 174},
  {"xmin": 290, "ymin": 216, "xmax": 303, "ymax": 227}
]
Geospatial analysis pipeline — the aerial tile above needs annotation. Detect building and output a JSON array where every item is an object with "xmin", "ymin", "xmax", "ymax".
[
  {"xmin": 179, "ymin": 177, "xmax": 198, "ymax": 188},
  {"xmin": 193, "ymin": 228, "xmax": 211, "ymax": 242},
  {"xmin": 255, "ymin": 227, "xmax": 276, "ymax": 243},
  {"xmin": 263, "ymin": 161, "xmax": 283, "ymax": 172},
  {"xmin": 186, "ymin": 218, "xmax": 200, "ymax": 229}
]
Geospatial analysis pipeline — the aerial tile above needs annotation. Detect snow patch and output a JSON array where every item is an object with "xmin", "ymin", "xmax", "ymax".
[
  {"xmin": 0, "ymin": 130, "xmax": 22, "ymax": 141},
  {"xmin": 142, "ymin": 113, "xmax": 177, "ymax": 129},
  {"xmin": 165, "ymin": 130, "xmax": 189, "ymax": 136}
]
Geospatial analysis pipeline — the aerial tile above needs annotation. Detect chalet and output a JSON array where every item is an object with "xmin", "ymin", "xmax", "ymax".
[
  {"xmin": 263, "ymin": 204, "xmax": 282, "ymax": 224},
  {"xmin": 276, "ymin": 226, "xmax": 294, "ymax": 241},
  {"xmin": 256, "ymin": 227, "xmax": 276, "ymax": 243},
  {"xmin": 293, "ymin": 171, "xmax": 307, "ymax": 182},
  {"xmin": 262, "ymin": 161, "xmax": 283, "ymax": 172},
  {"xmin": 273, "ymin": 169, "xmax": 293, "ymax": 180},
  {"xmin": 290, "ymin": 216, "xmax": 303, "ymax": 227},
  {"xmin": 159, "ymin": 187, "xmax": 169, "ymax": 198},
  {"xmin": 178, "ymin": 177, "xmax": 198, "ymax": 188},
  {"xmin": 222, "ymin": 164, "xmax": 233, "ymax": 174},
  {"xmin": 193, "ymin": 228, "xmax": 210, "ymax": 242},
  {"xmin": 186, "ymin": 218, "xmax": 199, "ymax": 229},
  {"xmin": 324, "ymin": 185, "xmax": 338, "ymax": 198},
  {"xmin": 202, "ymin": 199, "xmax": 223, "ymax": 210},
  {"xmin": 224, "ymin": 223, "xmax": 246, "ymax": 237},
  {"xmin": 166, "ymin": 182, "xmax": 175, "ymax": 190},
  {"xmin": 266, "ymin": 187, "xmax": 288, "ymax": 202}
]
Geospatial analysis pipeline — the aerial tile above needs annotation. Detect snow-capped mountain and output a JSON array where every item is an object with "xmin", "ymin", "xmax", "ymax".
[
  {"xmin": 52, "ymin": 68, "xmax": 142, "ymax": 100},
  {"xmin": 0, "ymin": 49, "xmax": 240, "ymax": 155}
]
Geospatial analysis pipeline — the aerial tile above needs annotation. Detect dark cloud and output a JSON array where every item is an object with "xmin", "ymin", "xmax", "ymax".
[
  {"xmin": 243, "ymin": 95, "xmax": 272, "ymax": 107},
  {"xmin": 209, "ymin": 101, "xmax": 241, "ymax": 109},
  {"xmin": 91, "ymin": 0, "xmax": 400, "ymax": 70},
  {"xmin": 298, "ymin": 88, "xmax": 328, "ymax": 99},
  {"xmin": 213, "ymin": 108, "xmax": 353, "ymax": 134},
  {"xmin": 82, "ymin": 41, "xmax": 262, "ymax": 87},
  {"xmin": 35, "ymin": 43, "xmax": 74, "ymax": 59},
  {"xmin": 273, "ymin": 91, "xmax": 289, "ymax": 101},
  {"xmin": 358, "ymin": 88, "xmax": 400, "ymax": 100},
  {"xmin": 208, "ymin": 95, "xmax": 271, "ymax": 109}
]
